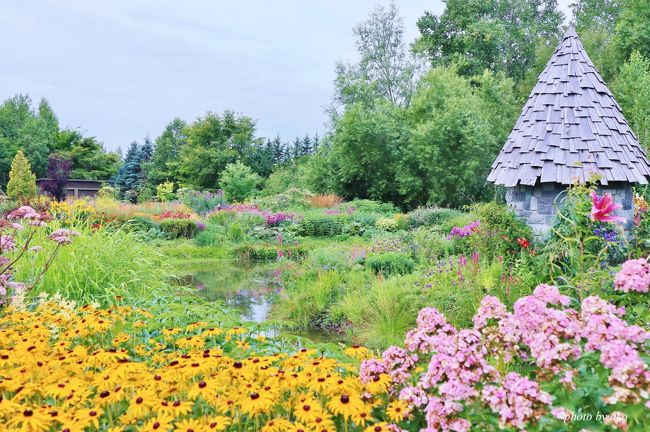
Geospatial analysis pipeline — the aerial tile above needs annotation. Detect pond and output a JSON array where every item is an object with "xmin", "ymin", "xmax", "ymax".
[
  {"xmin": 174, "ymin": 259, "xmax": 279, "ymax": 323},
  {"xmin": 173, "ymin": 259, "xmax": 340, "ymax": 343}
]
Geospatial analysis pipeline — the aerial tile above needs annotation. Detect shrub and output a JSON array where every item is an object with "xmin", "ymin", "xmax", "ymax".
[
  {"xmin": 255, "ymin": 188, "xmax": 313, "ymax": 211},
  {"xmin": 375, "ymin": 217, "xmax": 399, "ymax": 232},
  {"xmin": 366, "ymin": 252, "xmax": 416, "ymax": 276},
  {"xmin": 233, "ymin": 243, "xmax": 306, "ymax": 261},
  {"xmin": 156, "ymin": 181, "xmax": 176, "ymax": 202},
  {"xmin": 306, "ymin": 246, "xmax": 355, "ymax": 271},
  {"xmin": 159, "ymin": 219, "xmax": 199, "ymax": 238},
  {"xmin": 6, "ymin": 150, "xmax": 37, "ymax": 201},
  {"xmin": 179, "ymin": 189, "xmax": 226, "ymax": 215},
  {"xmin": 409, "ymin": 227, "xmax": 455, "ymax": 262},
  {"xmin": 447, "ymin": 202, "xmax": 532, "ymax": 262},
  {"xmin": 193, "ymin": 224, "xmax": 227, "ymax": 246},
  {"xmin": 298, "ymin": 216, "xmax": 345, "ymax": 237},
  {"xmin": 309, "ymin": 194, "xmax": 343, "ymax": 208},
  {"xmin": 219, "ymin": 161, "xmax": 261, "ymax": 203},
  {"xmin": 407, "ymin": 207, "xmax": 462, "ymax": 228},
  {"xmin": 339, "ymin": 199, "xmax": 398, "ymax": 216}
]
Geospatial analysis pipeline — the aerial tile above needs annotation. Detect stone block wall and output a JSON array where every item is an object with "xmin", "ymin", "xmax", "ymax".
[{"xmin": 505, "ymin": 182, "xmax": 634, "ymax": 237}]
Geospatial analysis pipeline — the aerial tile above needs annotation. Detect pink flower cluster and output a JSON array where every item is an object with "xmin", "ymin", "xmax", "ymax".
[
  {"xmin": 482, "ymin": 372, "xmax": 552, "ymax": 429},
  {"xmin": 362, "ymin": 284, "xmax": 650, "ymax": 431},
  {"xmin": 447, "ymin": 220, "xmax": 480, "ymax": 240},
  {"xmin": 614, "ymin": 258, "xmax": 650, "ymax": 293},
  {"xmin": 48, "ymin": 228, "xmax": 80, "ymax": 244},
  {"xmin": 1, "ymin": 206, "xmax": 77, "ymax": 306}
]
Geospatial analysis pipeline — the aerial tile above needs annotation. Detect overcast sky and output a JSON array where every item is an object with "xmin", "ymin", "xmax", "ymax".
[{"xmin": 1, "ymin": 0, "xmax": 573, "ymax": 152}]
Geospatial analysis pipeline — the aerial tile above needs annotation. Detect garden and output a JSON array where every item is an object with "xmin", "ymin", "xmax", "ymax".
[
  {"xmin": 3, "ymin": 0, "xmax": 650, "ymax": 430},
  {"xmin": 2, "ymin": 167, "xmax": 650, "ymax": 431}
]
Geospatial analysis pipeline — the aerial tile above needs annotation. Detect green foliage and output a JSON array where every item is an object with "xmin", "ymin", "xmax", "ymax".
[
  {"xmin": 6, "ymin": 150, "xmax": 37, "ymax": 201},
  {"xmin": 219, "ymin": 161, "xmax": 261, "ymax": 203},
  {"xmin": 232, "ymin": 243, "xmax": 306, "ymax": 261},
  {"xmin": 413, "ymin": 0, "xmax": 563, "ymax": 82},
  {"xmin": 271, "ymin": 270, "xmax": 349, "ymax": 330},
  {"xmin": 365, "ymin": 252, "xmax": 415, "ymax": 276},
  {"xmin": 341, "ymin": 199, "xmax": 398, "ymax": 215},
  {"xmin": 332, "ymin": 2, "xmax": 419, "ymax": 108},
  {"xmin": 375, "ymin": 217, "xmax": 399, "ymax": 232},
  {"xmin": 408, "ymin": 227, "xmax": 456, "ymax": 263},
  {"xmin": 539, "ymin": 183, "xmax": 626, "ymax": 297},
  {"xmin": 55, "ymin": 129, "xmax": 120, "ymax": 180},
  {"xmin": 179, "ymin": 111, "xmax": 260, "ymax": 190},
  {"xmin": 155, "ymin": 181, "xmax": 176, "ymax": 202},
  {"xmin": 615, "ymin": 0, "xmax": 650, "ymax": 61},
  {"xmin": 255, "ymin": 188, "xmax": 312, "ymax": 212},
  {"xmin": 159, "ymin": 219, "xmax": 199, "ymax": 239},
  {"xmin": 407, "ymin": 207, "xmax": 462, "ymax": 228},
  {"xmin": 613, "ymin": 51, "xmax": 650, "ymax": 150},
  {"xmin": 298, "ymin": 216, "xmax": 346, "ymax": 237},
  {"xmin": 179, "ymin": 189, "xmax": 226, "ymax": 215},
  {"xmin": 468, "ymin": 202, "xmax": 533, "ymax": 261},
  {"xmin": 16, "ymin": 222, "xmax": 173, "ymax": 306},
  {"xmin": 329, "ymin": 101, "xmax": 408, "ymax": 204},
  {"xmin": 0, "ymin": 95, "xmax": 58, "ymax": 185},
  {"xmin": 341, "ymin": 276, "xmax": 420, "ymax": 348},
  {"xmin": 147, "ymin": 118, "xmax": 187, "ymax": 185},
  {"xmin": 396, "ymin": 67, "xmax": 504, "ymax": 207}
]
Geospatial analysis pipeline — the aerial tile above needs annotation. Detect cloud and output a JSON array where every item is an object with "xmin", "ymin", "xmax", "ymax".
[{"xmin": 0, "ymin": 0, "xmax": 573, "ymax": 151}]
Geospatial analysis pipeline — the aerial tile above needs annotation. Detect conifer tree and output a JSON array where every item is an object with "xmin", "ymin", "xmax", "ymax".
[{"xmin": 6, "ymin": 150, "xmax": 37, "ymax": 201}]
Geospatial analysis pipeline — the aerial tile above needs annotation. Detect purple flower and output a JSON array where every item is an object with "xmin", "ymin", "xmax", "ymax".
[{"xmin": 447, "ymin": 221, "xmax": 480, "ymax": 240}]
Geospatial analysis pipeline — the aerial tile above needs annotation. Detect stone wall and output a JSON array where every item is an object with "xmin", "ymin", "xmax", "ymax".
[{"xmin": 505, "ymin": 182, "xmax": 634, "ymax": 237}]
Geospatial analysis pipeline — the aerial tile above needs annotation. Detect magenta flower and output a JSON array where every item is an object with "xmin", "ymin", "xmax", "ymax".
[{"xmin": 590, "ymin": 191, "xmax": 625, "ymax": 223}]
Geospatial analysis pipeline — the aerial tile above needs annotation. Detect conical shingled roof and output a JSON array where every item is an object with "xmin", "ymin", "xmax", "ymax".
[{"xmin": 487, "ymin": 26, "xmax": 650, "ymax": 187}]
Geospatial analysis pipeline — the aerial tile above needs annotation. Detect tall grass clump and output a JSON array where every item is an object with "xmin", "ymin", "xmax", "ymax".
[
  {"xmin": 341, "ymin": 276, "xmax": 420, "ymax": 348},
  {"xmin": 14, "ymin": 221, "xmax": 174, "ymax": 306}
]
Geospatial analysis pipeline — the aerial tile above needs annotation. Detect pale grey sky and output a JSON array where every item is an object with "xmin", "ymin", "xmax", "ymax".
[{"xmin": 0, "ymin": 0, "xmax": 573, "ymax": 151}]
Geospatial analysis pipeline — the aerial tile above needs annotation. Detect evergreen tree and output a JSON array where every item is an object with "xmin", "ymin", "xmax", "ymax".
[
  {"xmin": 112, "ymin": 141, "xmax": 152, "ymax": 202},
  {"xmin": 299, "ymin": 135, "xmax": 312, "ymax": 157},
  {"xmin": 291, "ymin": 137, "xmax": 302, "ymax": 161},
  {"xmin": 6, "ymin": 150, "xmax": 37, "ymax": 201},
  {"xmin": 270, "ymin": 135, "xmax": 284, "ymax": 165}
]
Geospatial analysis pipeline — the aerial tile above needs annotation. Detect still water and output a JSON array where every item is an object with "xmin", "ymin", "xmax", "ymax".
[
  {"xmin": 175, "ymin": 259, "xmax": 279, "ymax": 323},
  {"xmin": 173, "ymin": 259, "xmax": 340, "ymax": 343}
]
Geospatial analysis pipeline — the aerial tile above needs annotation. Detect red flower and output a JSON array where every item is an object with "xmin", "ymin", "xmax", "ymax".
[
  {"xmin": 516, "ymin": 237, "xmax": 529, "ymax": 248},
  {"xmin": 590, "ymin": 191, "xmax": 625, "ymax": 224}
]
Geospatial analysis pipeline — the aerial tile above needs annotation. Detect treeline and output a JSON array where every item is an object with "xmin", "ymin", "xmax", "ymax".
[
  {"xmin": 0, "ymin": 95, "xmax": 120, "ymax": 187},
  {"xmin": 2, "ymin": 0, "xmax": 650, "ymax": 209}
]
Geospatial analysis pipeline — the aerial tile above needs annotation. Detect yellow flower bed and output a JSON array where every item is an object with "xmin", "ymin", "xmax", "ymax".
[{"xmin": 0, "ymin": 298, "xmax": 402, "ymax": 432}]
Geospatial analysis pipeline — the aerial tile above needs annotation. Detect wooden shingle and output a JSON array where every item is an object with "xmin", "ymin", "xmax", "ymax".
[{"xmin": 487, "ymin": 26, "xmax": 650, "ymax": 186}]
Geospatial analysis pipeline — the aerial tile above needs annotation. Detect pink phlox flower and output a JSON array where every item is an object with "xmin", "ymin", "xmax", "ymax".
[{"xmin": 614, "ymin": 258, "xmax": 650, "ymax": 293}]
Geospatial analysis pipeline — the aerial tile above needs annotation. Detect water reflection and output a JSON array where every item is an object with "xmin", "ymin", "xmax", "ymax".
[{"xmin": 175, "ymin": 260, "xmax": 280, "ymax": 323}]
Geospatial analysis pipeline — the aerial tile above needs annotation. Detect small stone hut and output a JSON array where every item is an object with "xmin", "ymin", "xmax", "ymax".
[{"xmin": 487, "ymin": 26, "xmax": 650, "ymax": 235}]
